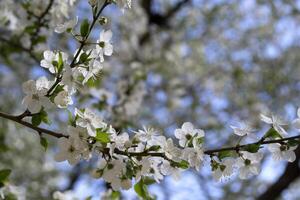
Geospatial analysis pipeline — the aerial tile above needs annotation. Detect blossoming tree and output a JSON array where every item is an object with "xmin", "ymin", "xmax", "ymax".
[{"xmin": 1, "ymin": 0, "xmax": 300, "ymax": 199}]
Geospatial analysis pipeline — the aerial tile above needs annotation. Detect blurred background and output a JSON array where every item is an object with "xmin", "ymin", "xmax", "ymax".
[{"xmin": 1, "ymin": 0, "xmax": 300, "ymax": 199}]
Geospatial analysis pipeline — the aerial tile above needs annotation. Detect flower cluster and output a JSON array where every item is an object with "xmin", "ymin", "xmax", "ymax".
[{"xmin": 13, "ymin": 0, "xmax": 300, "ymax": 198}]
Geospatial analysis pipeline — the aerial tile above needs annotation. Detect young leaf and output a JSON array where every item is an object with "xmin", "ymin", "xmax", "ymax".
[
  {"xmin": 264, "ymin": 128, "xmax": 282, "ymax": 139},
  {"xmin": 31, "ymin": 114, "xmax": 42, "ymax": 127},
  {"xmin": 218, "ymin": 150, "xmax": 234, "ymax": 160},
  {"xmin": 95, "ymin": 130, "xmax": 110, "ymax": 144},
  {"xmin": 134, "ymin": 178, "xmax": 153, "ymax": 200},
  {"xmin": 172, "ymin": 160, "xmax": 189, "ymax": 169},
  {"xmin": 40, "ymin": 109, "xmax": 51, "ymax": 125},
  {"xmin": 0, "ymin": 169, "xmax": 11, "ymax": 183},
  {"xmin": 288, "ymin": 139, "xmax": 299, "ymax": 147},
  {"xmin": 40, "ymin": 137, "xmax": 48, "ymax": 151},
  {"xmin": 0, "ymin": 169, "xmax": 11, "ymax": 188},
  {"xmin": 243, "ymin": 144, "xmax": 260, "ymax": 153},
  {"xmin": 80, "ymin": 19, "xmax": 90, "ymax": 38},
  {"xmin": 57, "ymin": 52, "xmax": 64, "ymax": 73}
]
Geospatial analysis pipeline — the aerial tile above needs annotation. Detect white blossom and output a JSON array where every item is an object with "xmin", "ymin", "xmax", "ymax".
[
  {"xmin": 133, "ymin": 126, "xmax": 158, "ymax": 142},
  {"xmin": 182, "ymin": 146, "xmax": 204, "ymax": 171},
  {"xmin": 236, "ymin": 151, "xmax": 263, "ymax": 179},
  {"xmin": 260, "ymin": 114, "xmax": 288, "ymax": 137},
  {"xmin": 22, "ymin": 76, "xmax": 52, "ymax": 113},
  {"xmin": 230, "ymin": 123, "xmax": 256, "ymax": 137},
  {"xmin": 53, "ymin": 191, "xmax": 78, "ymax": 200},
  {"xmin": 54, "ymin": 90, "xmax": 73, "ymax": 108},
  {"xmin": 212, "ymin": 159, "xmax": 235, "ymax": 181},
  {"xmin": 54, "ymin": 16, "xmax": 78, "ymax": 33},
  {"xmin": 82, "ymin": 59, "xmax": 103, "ymax": 84},
  {"xmin": 40, "ymin": 50, "xmax": 68, "ymax": 74},
  {"xmin": 75, "ymin": 108, "xmax": 107, "ymax": 137},
  {"xmin": 54, "ymin": 137, "xmax": 82, "ymax": 165},
  {"xmin": 268, "ymin": 143, "xmax": 297, "ymax": 162},
  {"xmin": 161, "ymin": 160, "xmax": 181, "ymax": 180},
  {"xmin": 93, "ymin": 30, "xmax": 113, "ymax": 62},
  {"xmin": 175, "ymin": 122, "xmax": 205, "ymax": 147}
]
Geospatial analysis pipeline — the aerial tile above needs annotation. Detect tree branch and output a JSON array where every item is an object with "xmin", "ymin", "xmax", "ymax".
[{"xmin": 1, "ymin": 110, "xmax": 300, "ymax": 159}]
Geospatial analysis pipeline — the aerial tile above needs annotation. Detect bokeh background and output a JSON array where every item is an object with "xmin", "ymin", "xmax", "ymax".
[{"xmin": 1, "ymin": 0, "xmax": 300, "ymax": 199}]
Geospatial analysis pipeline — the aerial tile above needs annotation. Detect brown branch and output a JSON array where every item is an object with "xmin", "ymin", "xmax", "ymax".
[
  {"xmin": 0, "ymin": 111, "xmax": 67, "ymax": 138},
  {"xmin": 1, "ymin": 110, "xmax": 300, "ymax": 160}
]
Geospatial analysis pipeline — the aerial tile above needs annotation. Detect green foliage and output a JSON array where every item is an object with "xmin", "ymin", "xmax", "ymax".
[
  {"xmin": 172, "ymin": 160, "xmax": 189, "ymax": 169},
  {"xmin": 287, "ymin": 139, "xmax": 299, "ymax": 147},
  {"xmin": 264, "ymin": 128, "xmax": 282, "ymax": 139},
  {"xmin": 40, "ymin": 136, "xmax": 48, "ymax": 151},
  {"xmin": 0, "ymin": 169, "xmax": 11, "ymax": 188},
  {"xmin": 31, "ymin": 109, "xmax": 50, "ymax": 127},
  {"xmin": 80, "ymin": 19, "xmax": 90, "ymax": 38},
  {"xmin": 148, "ymin": 145, "xmax": 161, "ymax": 151},
  {"xmin": 57, "ymin": 52, "xmax": 64, "ymax": 73},
  {"xmin": 134, "ymin": 178, "xmax": 154, "ymax": 200},
  {"xmin": 218, "ymin": 150, "xmax": 235, "ymax": 160},
  {"xmin": 95, "ymin": 129, "xmax": 110, "ymax": 144},
  {"xmin": 243, "ymin": 144, "xmax": 260, "ymax": 153}
]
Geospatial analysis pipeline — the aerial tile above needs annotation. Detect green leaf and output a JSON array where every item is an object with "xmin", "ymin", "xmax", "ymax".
[
  {"xmin": 172, "ymin": 160, "xmax": 189, "ymax": 169},
  {"xmin": 288, "ymin": 139, "xmax": 299, "ymax": 147},
  {"xmin": 264, "ymin": 128, "xmax": 282, "ymax": 139},
  {"xmin": 95, "ymin": 130, "xmax": 110, "ymax": 144},
  {"xmin": 143, "ymin": 177, "xmax": 156, "ymax": 185},
  {"xmin": 148, "ymin": 145, "xmax": 161, "ymax": 151},
  {"xmin": 40, "ymin": 137, "xmax": 48, "ymax": 151},
  {"xmin": 134, "ymin": 178, "xmax": 153, "ymax": 200},
  {"xmin": 111, "ymin": 191, "xmax": 121, "ymax": 200},
  {"xmin": 85, "ymin": 196, "xmax": 92, "ymax": 200},
  {"xmin": 40, "ymin": 109, "xmax": 51, "ymax": 125},
  {"xmin": 0, "ymin": 169, "xmax": 11, "ymax": 187},
  {"xmin": 31, "ymin": 114, "xmax": 42, "ymax": 127},
  {"xmin": 243, "ymin": 144, "xmax": 260, "ymax": 153},
  {"xmin": 80, "ymin": 19, "xmax": 90, "ymax": 37},
  {"xmin": 0, "ymin": 169, "xmax": 11, "ymax": 183},
  {"xmin": 218, "ymin": 150, "xmax": 234, "ymax": 160},
  {"xmin": 57, "ymin": 52, "xmax": 64, "ymax": 73}
]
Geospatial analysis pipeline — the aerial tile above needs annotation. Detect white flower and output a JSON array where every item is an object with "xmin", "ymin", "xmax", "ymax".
[
  {"xmin": 61, "ymin": 65, "xmax": 77, "ymax": 94},
  {"xmin": 54, "ymin": 90, "xmax": 73, "ymax": 108},
  {"xmin": 101, "ymin": 159, "xmax": 127, "ymax": 190},
  {"xmin": 55, "ymin": 16, "xmax": 78, "ymax": 33},
  {"xmin": 135, "ymin": 157, "xmax": 152, "ymax": 181},
  {"xmin": 149, "ymin": 159, "xmax": 164, "ymax": 183},
  {"xmin": 268, "ymin": 143, "xmax": 297, "ymax": 162},
  {"xmin": 40, "ymin": 51, "xmax": 68, "ymax": 74},
  {"xmin": 161, "ymin": 160, "xmax": 181, "ymax": 180},
  {"xmin": 93, "ymin": 30, "xmax": 113, "ymax": 62},
  {"xmin": 75, "ymin": 108, "xmax": 107, "ymax": 137},
  {"xmin": 22, "ymin": 76, "xmax": 52, "ymax": 113},
  {"xmin": 116, "ymin": 0, "xmax": 131, "ymax": 11},
  {"xmin": 82, "ymin": 59, "xmax": 103, "ymax": 84},
  {"xmin": 181, "ymin": 146, "xmax": 204, "ymax": 171},
  {"xmin": 292, "ymin": 108, "xmax": 300, "ymax": 129},
  {"xmin": 161, "ymin": 138, "xmax": 181, "ymax": 162},
  {"xmin": 175, "ymin": 122, "xmax": 205, "ymax": 147},
  {"xmin": 53, "ymin": 191, "xmax": 78, "ymax": 200},
  {"xmin": 212, "ymin": 159, "xmax": 235, "ymax": 181},
  {"xmin": 230, "ymin": 123, "xmax": 256, "ymax": 137},
  {"xmin": 54, "ymin": 137, "xmax": 82, "ymax": 165},
  {"xmin": 133, "ymin": 126, "xmax": 158, "ymax": 142},
  {"xmin": 236, "ymin": 151, "xmax": 263, "ymax": 179},
  {"xmin": 260, "ymin": 114, "xmax": 288, "ymax": 137}
]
